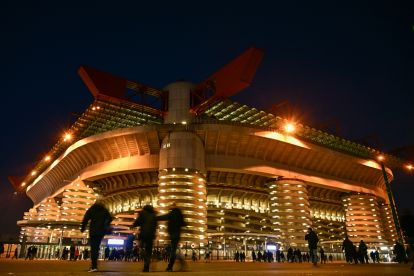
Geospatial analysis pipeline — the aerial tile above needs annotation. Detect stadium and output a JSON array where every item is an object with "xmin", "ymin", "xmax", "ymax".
[{"xmin": 10, "ymin": 48, "xmax": 403, "ymax": 259}]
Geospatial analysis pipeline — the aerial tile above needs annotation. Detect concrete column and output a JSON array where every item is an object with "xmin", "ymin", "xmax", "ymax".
[
  {"xmin": 164, "ymin": 81, "xmax": 194, "ymax": 124},
  {"xmin": 268, "ymin": 178, "xmax": 311, "ymax": 249},
  {"xmin": 158, "ymin": 131, "xmax": 207, "ymax": 246},
  {"xmin": 342, "ymin": 193, "xmax": 387, "ymax": 245},
  {"xmin": 380, "ymin": 203, "xmax": 398, "ymax": 245}
]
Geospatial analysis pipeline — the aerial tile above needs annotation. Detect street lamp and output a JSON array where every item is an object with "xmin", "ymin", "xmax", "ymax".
[{"xmin": 283, "ymin": 122, "xmax": 296, "ymax": 134}]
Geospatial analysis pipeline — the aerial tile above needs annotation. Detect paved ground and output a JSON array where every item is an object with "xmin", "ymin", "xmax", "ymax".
[{"xmin": 0, "ymin": 259, "xmax": 413, "ymax": 275}]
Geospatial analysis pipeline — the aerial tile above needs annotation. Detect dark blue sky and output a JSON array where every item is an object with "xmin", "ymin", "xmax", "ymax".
[{"xmin": 1, "ymin": 1, "xmax": 413, "ymax": 235}]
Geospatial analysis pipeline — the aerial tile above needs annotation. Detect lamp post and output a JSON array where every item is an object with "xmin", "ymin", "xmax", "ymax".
[{"xmin": 378, "ymin": 156, "xmax": 404, "ymax": 243}]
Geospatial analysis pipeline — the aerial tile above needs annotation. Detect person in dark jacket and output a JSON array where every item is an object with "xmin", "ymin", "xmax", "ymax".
[
  {"xmin": 157, "ymin": 202, "xmax": 187, "ymax": 272},
  {"xmin": 81, "ymin": 201, "xmax": 112, "ymax": 272},
  {"xmin": 358, "ymin": 240, "xmax": 368, "ymax": 263},
  {"xmin": 342, "ymin": 235, "xmax": 354, "ymax": 263},
  {"xmin": 133, "ymin": 205, "xmax": 157, "ymax": 272},
  {"xmin": 394, "ymin": 241, "xmax": 406, "ymax": 263},
  {"xmin": 305, "ymin": 227, "xmax": 319, "ymax": 265}
]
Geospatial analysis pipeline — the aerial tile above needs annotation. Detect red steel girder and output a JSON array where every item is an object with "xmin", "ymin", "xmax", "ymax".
[
  {"xmin": 78, "ymin": 66, "xmax": 166, "ymax": 116},
  {"xmin": 190, "ymin": 47, "xmax": 264, "ymax": 115}
]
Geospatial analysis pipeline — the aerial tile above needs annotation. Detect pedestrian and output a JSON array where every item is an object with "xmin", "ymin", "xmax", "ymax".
[
  {"xmin": 70, "ymin": 244, "xmax": 75, "ymax": 261},
  {"xmin": 157, "ymin": 202, "xmax": 187, "ymax": 272},
  {"xmin": 407, "ymin": 241, "xmax": 414, "ymax": 270},
  {"xmin": 393, "ymin": 241, "xmax": 406, "ymax": 263},
  {"xmin": 133, "ymin": 205, "xmax": 157, "ymax": 272},
  {"xmin": 75, "ymin": 247, "xmax": 80, "ymax": 261},
  {"xmin": 342, "ymin": 235, "xmax": 354, "ymax": 263},
  {"xmin": 12, "ymin": 247, "xmax": 18, "ymax": 259},
  {"xmin": 319, "ymin": 247, "xmax": 326, "ymax": 264},
  {"xmin": 305, "ymin": 227, "xmax": 319, "ymax": 266},
  {"xmin": 104, "ymin": 246, "xmax": 109, "ymax": 260},
  {"xmin": 81, "ymin": 200, "xmax": 113, "ymax": 272},
  {"xmin": 358, "ymin": 240, "xmax": 368, "ymax": 263}
]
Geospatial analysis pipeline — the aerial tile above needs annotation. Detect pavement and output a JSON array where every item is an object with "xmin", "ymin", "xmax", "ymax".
[{"xmin": 0, "ymin": 259, "xmax": 413, "ymax": 275}]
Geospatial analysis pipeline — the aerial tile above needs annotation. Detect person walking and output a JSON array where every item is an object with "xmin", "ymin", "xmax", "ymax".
[
  {"xmin": 157, "ymin": 202, "xmax": 187, "ymax": 272},
  {"xmin": 342, "ymin": 235, "xmax": 354, "ymax": 263},
  {"xmin": 81, "ymin": 200, "xmax": 113, "ymax": 272},
  {"xmin": 0, "ymin": 242, "xmax": 4, "ymax": 258},
  {"xmin": 305, "ymin": 227, "xmax": 319, "ymax": 266},
  {"xmin": 407, "ymin": 241, "xmax": 414, "ymax": 270},
  {"xmin": 319, "ymin": 247, "xmax": 326, "ymax": 264},
  {"xmin": 394, "ymin": 241, "xmax": 406, "ymax": 263},
  {"xmin": 12, "ymin": 247, "xmax": 18, "ymax": 259},
  {"xmin": 133, "ymin": 205, "xmax": 157, "ymax": 272},
  {"xmin": 358, "ymin": 240, "xmax": 368, "ymax": 263}
]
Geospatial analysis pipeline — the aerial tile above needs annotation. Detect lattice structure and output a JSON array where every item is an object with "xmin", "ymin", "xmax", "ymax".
[
  {"xmin": 203, "ymin": 100, "xmax": 403, "ymax": 167},
  {"xmin": 18, "ymin": 99, "xmax": 163, "ymax": 190}
]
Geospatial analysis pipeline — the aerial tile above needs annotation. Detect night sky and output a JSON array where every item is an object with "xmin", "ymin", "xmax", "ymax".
[{"xmin": 1, "ymin": 1, "xmax": 413, "ymax": 235}]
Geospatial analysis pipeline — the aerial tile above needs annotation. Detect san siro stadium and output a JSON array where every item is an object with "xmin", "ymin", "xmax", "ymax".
[{"xmin": 10, "ymin": 47, "xmax": 405, "ymax": 260}]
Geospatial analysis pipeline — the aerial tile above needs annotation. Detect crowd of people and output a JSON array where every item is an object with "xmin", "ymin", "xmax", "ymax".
[
  {"xmin": 248, "ymin": 247, "xmax": 334, "ymax": 263},
  {"xmin": 3, "ymin": 202, "xmax": 413, "ymax": 273},
  {"xmin": 80, "ymin": 200, "xmax": 187, "ymax": 272}
]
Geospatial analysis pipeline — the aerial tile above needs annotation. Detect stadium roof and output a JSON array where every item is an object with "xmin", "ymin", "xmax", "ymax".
[{"xmin": 9, "ymin": 47, "xmax": 406, "ymax": 191}]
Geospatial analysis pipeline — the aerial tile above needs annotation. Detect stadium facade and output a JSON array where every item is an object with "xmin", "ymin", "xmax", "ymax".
[{"xmin": 11, "ymin": 48, "xmax": 403, "ymax": 258}]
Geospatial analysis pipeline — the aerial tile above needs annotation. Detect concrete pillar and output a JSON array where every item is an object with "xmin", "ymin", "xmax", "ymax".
[
  {"xmin": 380, "ymin": 203, "xmax": 398, "ymax": 245},
  {"xmin": 158, "ymin": 131, "xmax": 207, "ymax": 246},
  {"xmin": 268, "ymin": 178, "xmax": 311, "ymax": 249},
  {"xmin": 342, "ymin": 193, "xmax": 387, "ymax": 245},
  {"xmin": 164, "ymin": 81, "xmax": 194, "ymax": 124}
]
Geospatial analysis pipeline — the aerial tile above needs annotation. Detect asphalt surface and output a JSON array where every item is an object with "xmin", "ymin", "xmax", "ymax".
[{"xmin": 0, "ymin": 259, "xmax": 413, "ymax": 275}]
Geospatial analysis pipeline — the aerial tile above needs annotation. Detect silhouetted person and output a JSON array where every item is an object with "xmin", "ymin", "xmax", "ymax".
[
  {"xmin": 352, "ymin": 245, "xmax": 359, "ymax": 264},
  {"xmin": 157, "ymin": 203, "xmax": 187, "ymax": 272},
  {"xmin": 287, "ymin": 247, "xmax": 293, "ymax": 262},
  {"xmin": 133, "ymin": 205, "xmax": 157, "ymax": 272},
  {"xmin": 81, "ymin": 200, "xmax": 112, "ymax": 272},
  {"xmin": 305, "ymin": 227, "xmax": 319, "ymax": 265},
  {"xmin": 104, "ymin": 246, "xmax": 110, "ymax": 260},
  {"xmin": 258, "ymin": 251, "xmax": 262, "ymax": 262},
  {"xmin": 12, "ymin": 247, "xmax": 18, "ymax": 259},
  {"xmin": 319, "ymin": 247, "xmax": 326, "ymax": 264},
  {"xmin": 407, "ymin": 242, "xmax": 414, "ymax": 270},
  {"xmin": 342, "ymin": 235, "xmax": 354, "ymax": 263},
  {"xmin": 394, "ymin": 241, "xmax": 406, "ymax": 263},
  {"xmin": 69, "ymin": 244, "xmax": 75, "ymax": 261},
  {"xmin": 358, "ymin": 240, "xmax": 368, "ymax": 263}
]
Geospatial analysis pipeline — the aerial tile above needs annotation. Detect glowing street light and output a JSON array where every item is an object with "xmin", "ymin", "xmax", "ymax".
[
  {"xmin": 63, "ymin": 133, "xmax": 72, "ymax": 142},
  {"xmin": 284, "ymin": 122, "xmax": 296, "ymax": 133}
]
